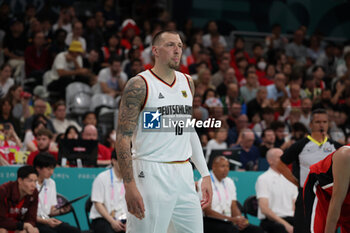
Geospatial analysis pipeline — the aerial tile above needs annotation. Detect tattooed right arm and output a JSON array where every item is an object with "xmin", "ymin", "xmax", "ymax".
[{"xmin": 116, "ymin": 76, "xmax": 146, "ymax": 184}]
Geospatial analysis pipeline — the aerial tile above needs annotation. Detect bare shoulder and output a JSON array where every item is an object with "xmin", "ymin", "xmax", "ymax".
[
  {"xmin": 333, "ymin": 146, "xmax": 350, "ymax": 163},
  {"xmin": 121, "ymin": 76, "xmax": 147, "ymax": 107}
]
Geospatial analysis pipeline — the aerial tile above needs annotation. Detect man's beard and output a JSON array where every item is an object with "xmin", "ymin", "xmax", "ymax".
[{"xmin": 168, "ymin": 61, "xmax": 180, "ymax": 70}]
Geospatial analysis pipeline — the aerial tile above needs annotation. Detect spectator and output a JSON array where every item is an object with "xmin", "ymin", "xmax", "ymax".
[
  {"xmin": 0, "ymin": 122, "xmax": 22, "ymax": 165},
  {"xmin": 193, "ymin": 94, "xmax": 209, "ymax": 121},
  {"xmin": 195, "ymin": 68, "xmax": 215, "ymax": 97},
  {"xmin": 316, "ymin": 43, "xmax": 337, "ymax": 78},
  {"xmin": 127, "ymin": 58, "xmax": 144, "ymax": 78},
  {"xmin": 63, "ymin": 125, "xmax": 80, "ymax": 140},
  {"xmin": 285, "ymin": 29, "xmax": 307, "ymax": 65},
  {"xmin": 0, "ymin": 97, "xmax": 21, "ymax": 137},
  {"xmin": 271, "ymin": 121, "xmax": 291, "ymax": 150},
  {"xmin": 48, "ymin": 29, "xmax": 68, "ymax": 64},
  {"xmin": 230, "ymin": 36, "xmax": 250, "ymax": 66},
  {"xmin": 211, "ymin": 57, "xmax": 230, "ymax": 87},
  {"xmin": 0, "ymin": 166, "xmax": 39, "ymax": 233},
  {"xmin": 83, "ymin": 16, "xmax": 104, "ymax": 52},
  {"xmin": 100, "ymin": 34, "xmax": 125, "ymax": 67},
  {"xmin": 83, "ymin": 49, "xmax": 101, "ymax": 77},
  {"xmin": 198, "ymin": 156, "xmax": 264, "ymax": 233},
  {"xmin": 104, "ymin": 129, "xmax": 116, "ymax": 153},
  {"xmin": 217, "ymin": 67, "xmax": 237, "ymax": 98},
  {"xmin": 311, "ymin": 66, "xmax": 326, "ymax": 90},
  {"xmin": 81, "ymin": 124, "xmax": 111, "ymax": 166},
  {"xmin": 329, "ymin": 109, "xmax": 346, "ymax": 145},
  {"xmin": 306, "ymin": 35, "xmax": 323, "ymax": 63},
  {"xmin": 300, "ymin": 98, "xmax": 312, "ymax": 130},
  {"xmin": 0, "ymin": 63, "xmax": 14, "ymax": 96},
  {"xmin": 277, "ymin": 109, "xmax": 342, "ymax": 233},
  {"xmin": 48, "ymin": 40, "xmax": 92, "ymax": 100},
  {"xmin": 202, "ymin": 21, "xmax": 227, "ymax": 48},
  {"xmin": 288, "ymin": 83, "xmax": 301, "ymax": 107},
  {"xmin": 258, "ymin": 128, "xmax": 276, "ymax": 158},
  {"xmin": 226, "ymin": 101, "xmax": 242, "ymax": 129},
  {"xmin": 233, "ymin": 128, "xmax": 261, "ymax": 170},
  {"xmin": 82, "ymin": 111, "xmax": 98, "ymax": 127},
  {"xmin": 336, "ymin": 51, "xmax": 350, "ymax": 80},
  {"xmin": 29, "ymin": 86, "xmax": 52, "ymax": 118},
  {"xmin": 240, "ymin": 71, "xmax": 259, "ymax": 103},
  {"xmin": 2, "ymin": 18, "xmax": 26, "ymax": 79},
  {"xmin": 265, "ymin": 24, "xmax": 288, "ymax": 51},
  {"xmin": 98, "ymin": 57, "xmax": 128, "ymax": 97},
  {"xmin": 52, "ymin": 101, "xmax": 81, "ymax": 134},
  {"xmin": 256, "ymin": 148, "xmax": 297, "ymax": 233},
  {"xmin": 52, "ymin": 6, "xmax": 73, "ymax": 33},
  {"xmin": 5, "ymin": 84, "xmax": 31, "ymax": 120},
  {"xmin": 120, "ymin": 19, "xmax": 140, "ymax": 50},
  {"xmin": 303, "ymin": 76, "xmax": 321, "ymax": 101},
  {"xmin": 250, "ymin": 43, "xmax": 264, "ymax": 65},
  {"xmin": 90, "ymin": 151, "xmax": 127, "ymax": 233},
  {"xmin": 65, "ymin": 21, "xmax": 86, "ymax": 51},
  {"xmin": 24, "ymin": 31, "xmax": 50, "ymax": 87},
  {"xmin": 267, "ymin": 73, "xmax": 288, "ymax": 101},
  {"xmin": 234, "ymin": 57, "xmax": 249, "ymax": 86},
  {"xmin": 253, "ymin": 107, "xmax": 275, "ymax": 138},
  {"xmin": 205, "ymin": 127, "xmax": 228, "ymax": 162},
  {"xmin": 33, "ymin": 153, "xmax": 80, "ymax": 233},
  {"xmin": 24, "ymin": 98, "xmax": 55, "ymax": 133},
  {"xmin": 247, "ymin": 87, "xmax": 269, "ymax": 123},
  {"xmin": 27, "ymin": 128, "xmax": 58, "ymax": 165}
]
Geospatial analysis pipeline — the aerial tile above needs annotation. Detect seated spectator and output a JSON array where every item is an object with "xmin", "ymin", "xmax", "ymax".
[
  {"xmin": 104, "ymin": 129, "xmax": 116, "ymax": 153},
  {"xmin": 90, "ymin": 151, "xmax": 127, "ymax": 233},
  {"xmin": 52, "ymin": 6, "xmax": 73, "ymax": 33},
  {"xmin": 285, "ymin": 29, "xmax": 307, "ymax": 65},
  {"xmin": 0, "ymin": 122, "xmax": 22, "ymax": 165},
  {"xmin": 250, "ymin": 43, "xmax": 264, "ymax": 65},
  {"xmin": 234, "ymin": 57, "xmax": 249, "ymax": 86},
  {"xmin": 217, "ymin": 67, "xmax": 237, "ymax": 98},
  {"xmin": 247, "ymin": 87, "xmax": 269, "ymax": 123},
  {"xmin": 100, "ymin": 34, "xmax": 125, "ymax": 67},
  {"xmin": 2, "ymin": 18, "xmax": 27, "ymax": 79},
  {"xmin": 24, "ymin": 98, "xmax": 55, "ymax": 133},
  {"xmin": 211, "ymin": 57, "xmax": 230, "ymax": 88},
  {"xmin": 27, "ymin": 128, "xmax": 58, "ymax": 165},
  {"xmin": 240, "ymin": 70, "xmax": 259, "ymax": 104},
  {"xmin": 0, "ymin": 64, "xmax": 14, "ymax": 96},
  {"xmin": 288, "ymin": 84, "xmax": 302, "ymax": 107},
  {"xmin": 220, "ymin": 83, "xmax": 240, "ymax": 115},
  {"xmin": 47, "ymin": 41, "xmax": 92, "ymax": 101},
  {"xmin": 195, "ymin": 68, "xmax": 215, "ymax": 97},
  {"xmin": 0, "ymin": 165, "xmax": 39, "ymax": 233},
  {"xmin": 52, "ymin": 101, "xmax": 81, "ymax": 134},
  {"xmin": 125, "ymin": 58, "xmax": 144, "ymax": 79},
  {"xmin": 81, "ymin": 124, "xmax": 111, "ymax": 166},
  {"xmin": 258, "ymin": 128, "xmax": 276, "ymax": 158},
  {"xmin": 65, "ymin": 21, "xmax": 86, "ymax": 51},
  {"xmin": 267, "ymin": 73, "xmax": 288, "ymax": 101},
  {"xmin": 198, "ymin": 156, "xmax": 264, "ymax": 233},
  {"xmin": 98, "ymin": 57, "xmax": 128, "ymax": 98},
  {"xmin": 303, "ymin": 76, "xmax": 321, "ymax": 102},
  {"xmin": 64, "ymin": 125, "xmax": 80, "ymax": 140},
  {"xmin": 6, "ymin": 84, "xmax": 31, "ymax": 120},
  {"xmin": 193, "ymin": 94, "xmax": 209, "ymax": 121},
  {"xmin": 83, "ymin": 16, "xmax": 104, "ymax": 52},
  {"xmin": 271, "ymin": 121, "xmax": 291, "ymax": 151},
  {"xmin": 205, "ymin": 127, "xmax": 228, "ymax": 162},
  {"xmin": 227, "ymin": 115, "xmax": 261, "ymax": 147},
  {"xmin": 48, "ymin": 29, "xmax": 68, "ymax": 63},
  {"xmin": 232, "ymin": 129, "xmax": 261, "ymax": 171},
  {"xmin": 29, "ymin": 86, "xmax": 52, "ymax": 118},
  {"xmin": 24, "ymin": 31, "xmax": 50, "ymax": 87},
  {"xmin": 253, "ymin": 107, "xmax": 275, "ymax": 138},
  {"xmin": 312, "ymin": 89, "xmax": 335, "ymax": 111},
  {"xmin": 226, "ymin": 101, "xmax": 242, "ymax": 129},
  {"xmin": 82, "ymin": 111, "xmax": 98, "ymax": 127},
  {"xmin": 33, "ymin": 153, "xmax": 80, "ymax": 233},
  {"xmin": 256, "ymin": 148, "xmax": 297, "ymax": 233},
  {"xmin": 265, "ymin": 24, "xmax": 288, "ymax": 51},
  {"xmin": 306, "ymin": 35, "xmax": 323, "ymax": 63},
  {"xmin": 0, "ymin": 97, "xmax": 22, "ymax": 137},
  {"xmin": 316, "ymin": 43, "xmax": 337, "ymax": 78},
  {"xmin": 202, "ymin": 21, "xmax": 227, "ymax": 48}
]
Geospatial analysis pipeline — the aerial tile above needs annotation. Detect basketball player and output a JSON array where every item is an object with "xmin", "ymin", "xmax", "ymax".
[
  {"xmin": 116, "ymin": 30, "xmax": 212, "ymax": 233},
  {"xmin": 304, "ymin": 145, "xmax": 350, "ymax": 233}
]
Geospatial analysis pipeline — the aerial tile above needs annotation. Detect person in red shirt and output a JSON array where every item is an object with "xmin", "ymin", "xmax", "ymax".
[
  {"xmin": 27, "ymin": 128, "xmax": 58, "ymax": 166},
  {"xmin": 0, "ymin": 165, "xmax": 39, "ymax": 233},
  {"xmin": 81, "ymin": 124, "xmax": 111, "ymax": 166},
  {"xmin": 304, "ymin": 145, "xmax": 350, "ymax": 233}
]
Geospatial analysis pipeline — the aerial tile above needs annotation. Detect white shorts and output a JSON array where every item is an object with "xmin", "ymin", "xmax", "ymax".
[{"xmin": 126, "ymin": 159, "xmax": 203, "ymax": 233}]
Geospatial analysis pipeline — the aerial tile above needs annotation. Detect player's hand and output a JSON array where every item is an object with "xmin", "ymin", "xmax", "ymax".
[
  {"xmin": 111, "ymin": 220, "xmax": 126, "ymax": 232},
  {"xmin": 235, "ymin": 216, "xmax": 249, "ymax": 230},
  {"xmin": 200, "ymin": 176, "xmax": 212, "ymax": 209},
  {"xmin": 47, "ymin": 218, "xmax": 62, "ymax": 228},
  {"xmin": 125, "ymin": 183, "xmax": 145, "ymax": 220}
]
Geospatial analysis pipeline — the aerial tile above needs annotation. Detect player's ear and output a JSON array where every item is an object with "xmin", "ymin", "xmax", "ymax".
[{"xmin": 152, "ymin": 45, "xmax": 158, "ymax": 57}]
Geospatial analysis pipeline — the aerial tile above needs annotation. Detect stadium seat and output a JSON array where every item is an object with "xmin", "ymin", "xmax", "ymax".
[
  {"xmin": 66, "ymin": 82, "xmax": 92, "ymax": 105},
  {"xmin": 90, "ymin": 94, "xmax": 116, "ymax": 113},
  {"xmin": 67, "ymin": 92, "xmax": 92, "ymax": 115},
  {"xmin": 85, "ymin": 196, "xmax": 93, "ymax": 230}
]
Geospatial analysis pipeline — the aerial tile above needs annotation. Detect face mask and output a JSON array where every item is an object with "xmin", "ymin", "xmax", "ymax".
[
  {"xmin": 257, "ymin": 61, "xmax": 267, "ymax": 70},
  {"xmin": 110, "ymin": 133, "xmax": 116, "ymax": 141}
]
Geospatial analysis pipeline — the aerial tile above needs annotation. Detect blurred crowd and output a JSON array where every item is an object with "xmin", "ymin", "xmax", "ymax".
[{"xmin": 0, "ymin": 0, "xmax": 350, "ymax": 168}]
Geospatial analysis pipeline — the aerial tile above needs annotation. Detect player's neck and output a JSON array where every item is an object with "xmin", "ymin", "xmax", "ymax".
[{"xmin": 151, "ymin": 65, "xmax": 175, "ymax": 84}]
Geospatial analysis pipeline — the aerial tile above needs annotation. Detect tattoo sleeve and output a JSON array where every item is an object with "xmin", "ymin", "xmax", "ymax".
[{"xmin": 116, "ymin": 76, "xmax": 146, "ymax": 183}]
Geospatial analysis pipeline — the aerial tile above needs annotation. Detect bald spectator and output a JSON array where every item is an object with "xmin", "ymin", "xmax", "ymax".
[
  {"xmin": 81, "ymin": 124, "xmax": 111, "ymax": 166},
  {"xmin": 232, "ymin": 129, "xmax": 261, "ymax": 170},
  {"xmin": 24, "ymin": 98, "xmax": 55, "ymax": 133},
  {"xmin": 198, "ymin": 156, "xmax": 264, "ymax": 233},
  {"xmin": 52, "ymin": 101, "xmax": 81, "ymax": 134},
  {"xmin": 247, "ymin": 86, "xmax": 269, "ymax": 122},
  {"xmin": 285, "ymin": 29, "xmax": 307, "ymax": 65},
  {"xmin": 267, "ymin": 73, "xmax": 288, "ymax": 101},
  {"xmin": 256, "ymin": 148, "xmax": 297, "ymax": 233}
]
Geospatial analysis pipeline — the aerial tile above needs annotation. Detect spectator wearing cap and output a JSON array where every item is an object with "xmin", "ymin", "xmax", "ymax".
[
  {"xmin": 2, "ymin": 18, "xmax": 27, "ymax": 79},
  {"xmin": 0, "ymin": 63, "xmax": 14, "ymax": 96},
  {"xmin": 52, "ymin": 101, "xmax": 81, "ymax": 134},
  {"xmin": 65, "ymin": 21, "xmax": 86, "ymax": 51},
  {"xmin": 24, "ymin": 31, "xmax": 50, "ymax": 87},
  {"xmin": 120, "ymin": 19, "xmax": 140, "ymax": 50},
  {"xmin": 47, "ymin": 40, "xmax": 92, "ymax": 101},
  {"xmin": 98, "ymin": 57, "xmax": 127, "ymax": 98}
]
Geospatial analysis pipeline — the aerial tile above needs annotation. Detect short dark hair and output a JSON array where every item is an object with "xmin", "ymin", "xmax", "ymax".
[
  {"xmin": 270, "ymin": 121, "xmax": 285, "ymax": 131},
  {"xmin": 152, "ymin": 30, "xmax": 181, "ymax": 46},
  {"xmin": 310, "ymin": 108, "xmax": 328, "ymax": 122},
  {"xmin": 109, "ymin": 56, "xmax": 122, "ymax": 64},
  {"xmin": 17, "ymin": 166, "xmax": 37, "ymax": 179},
  {"xmin": 53, "ymin": 100, "xmax": 65, "ymax": 112},
  {"xmin": 33, "ymin": 152, "xmax": 57, "ymax": 169},
  {"xmin": 36, "ymin": 128, "xmax": 53, "ymax": 139},
  {"xmin": 261, "ymin": 128, "xmax": 274, "ymax": 138}
]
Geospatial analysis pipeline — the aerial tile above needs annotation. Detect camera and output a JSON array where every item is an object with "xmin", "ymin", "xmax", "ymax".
[{"xmin": 4, "ymin": 123, "xmax": 10, "ymax": 130}]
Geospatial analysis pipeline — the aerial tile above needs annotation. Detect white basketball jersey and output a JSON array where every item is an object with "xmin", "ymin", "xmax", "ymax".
[{"xmin": 131, "ymin": 69, "xmax": 193, "ymax": 162}]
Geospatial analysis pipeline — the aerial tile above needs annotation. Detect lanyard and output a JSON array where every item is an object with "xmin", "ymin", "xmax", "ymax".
[
  {"xmin": 110, "ymin": 169, "xmax": 125, "ymax": 201},
  {"xmin": 210, "ymin": 172, "xmax": 229, "ymax": 203},
  {"xmin": 38, "ymin": 180, "xmax": 48, "ymax": 205}
]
